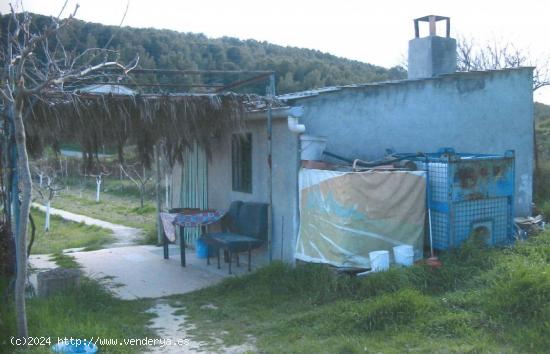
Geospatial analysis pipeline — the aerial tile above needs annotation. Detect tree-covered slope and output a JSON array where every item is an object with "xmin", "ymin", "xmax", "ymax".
[{"xmin": 9, "ymin": 14, "xmax": 406, "ymax": 94}]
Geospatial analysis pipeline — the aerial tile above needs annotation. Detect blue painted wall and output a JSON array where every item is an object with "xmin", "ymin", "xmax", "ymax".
[{"xmin": 285, "ymin": 68, "xmax": 534, "ymax": 216}]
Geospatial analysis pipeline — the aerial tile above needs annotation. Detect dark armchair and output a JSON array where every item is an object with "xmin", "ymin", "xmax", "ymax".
[{"xmin": 200, "ymin": 201, "xmax": 268, "ymax": 274}]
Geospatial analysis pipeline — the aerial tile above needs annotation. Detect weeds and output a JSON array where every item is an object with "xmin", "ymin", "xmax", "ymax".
[
  {"xmin": 175, "ymin": 231, "xmax": 550, "ymax": 353},
  {"xmin": 0, "ymin": 277, "xmax": 155, "ymax": 353}
]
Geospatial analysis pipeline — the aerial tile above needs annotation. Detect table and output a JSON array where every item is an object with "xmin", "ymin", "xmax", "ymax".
[{"xmin": 160, "ymin": 210, "xmax": 225, "ymax": 266}]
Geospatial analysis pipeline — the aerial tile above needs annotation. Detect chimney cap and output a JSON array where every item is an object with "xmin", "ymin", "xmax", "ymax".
[{"xmin": 414, "ymin": 15, "xmax": 451, "ymax": 38}]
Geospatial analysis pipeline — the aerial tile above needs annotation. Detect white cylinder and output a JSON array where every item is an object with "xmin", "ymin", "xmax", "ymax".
[
  {"xmin": 300, "ymin": 135, "xmax": 327, "ymax": 161},
  {"xmin": 369, "ymin": 250, "xmax": 390, "ymax": 272},
  {"xmin": 393, "ymin": 245, "xmax": 414, "ymax": 267}
]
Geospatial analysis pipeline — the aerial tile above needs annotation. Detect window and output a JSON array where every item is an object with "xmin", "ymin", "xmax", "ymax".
[{"xmin": 232, "ymin": 133, "xmax": 252, "ymax": 193}]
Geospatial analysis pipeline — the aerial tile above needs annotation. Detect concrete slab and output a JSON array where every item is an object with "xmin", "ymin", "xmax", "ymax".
[
  {"xmin": 28, "ymin": 254, "xmax": 58, "ymax": 290},
  {"xmin": 70, "ymin": 244, "xmax": 268, "ymax": 300}
]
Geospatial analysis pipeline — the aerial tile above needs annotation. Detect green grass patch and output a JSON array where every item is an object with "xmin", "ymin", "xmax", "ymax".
[
  {"xmin": 0, "ymin": 276, "xmax": 155, "ymax": 353},
  {"xmin": 170, "ymin": 231, "xmax": 550, "ymax": 353},
  {"xmin": 49, "ymin": 253, "xmax": 81, "ymax": 269},
  {"xmin": 49, "ymin": 181, "xmax": 157, "ymax": 245},
  {"xmin": 30, "ymin": 209, "xmax": 115, "ymax": 254}
]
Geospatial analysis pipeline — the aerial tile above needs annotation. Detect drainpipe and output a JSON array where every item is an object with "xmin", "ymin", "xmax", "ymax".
[
  {"xmin": 287, "ymin": 116, "xmax": 305, "ymax": 133},
  {"xmin": 287, "ymin": 106, "xmax": 306, "ymax": 133},
  {"xmin": 267, "ymin": 74, "xmax": 275, "ymax": 263},
  {"xmin": 286, "ymin": 106, "xmax": 305, "ymax": 266}
]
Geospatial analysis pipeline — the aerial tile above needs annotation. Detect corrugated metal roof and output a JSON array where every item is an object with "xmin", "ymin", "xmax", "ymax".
[{"xmin": 277, "ymin": 67, "xmax": 534, "ymax": 101}]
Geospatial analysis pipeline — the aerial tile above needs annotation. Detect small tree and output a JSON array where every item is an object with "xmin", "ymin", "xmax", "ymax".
[
  {"xmin": 120, "ymin": 163, "xmax": 152, "ymax": 208},
  {"xmin": 35, "ymin": 174, "xmax": 63, "ymax": 231},
  {"xmin": 32, "ymin": 159, "xmax": 52, "ymax": 188},
  {"xmin": 0, "ymin": 3, "xmax": 137, "ymax": 337},
  {"xmin": 86, "ymin": 170, "xmax": 110, "ymax": 203}
]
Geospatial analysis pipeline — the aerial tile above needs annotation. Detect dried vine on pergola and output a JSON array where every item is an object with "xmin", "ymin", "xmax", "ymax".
[{"xmin": 25, "ymin": 92, "xmax": 279, "ymax": 167}]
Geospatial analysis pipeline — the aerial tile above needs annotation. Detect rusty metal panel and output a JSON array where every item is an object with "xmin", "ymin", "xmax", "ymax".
[{"xmin": 450, "ymin": 157, "xmax": 514, "ymax": 202}]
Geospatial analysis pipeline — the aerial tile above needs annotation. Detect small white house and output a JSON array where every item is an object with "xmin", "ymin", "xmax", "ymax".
[{"xmin": 171, "ymin": 16, "xmax": 534, "ymax": 263}]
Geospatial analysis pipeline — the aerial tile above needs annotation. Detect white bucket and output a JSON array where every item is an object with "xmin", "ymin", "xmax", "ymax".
[
  {"xmin": 369, "ymin": 250, "xmax": 390, "ymax": 272},
  {"xmin": 393, "ymin": 245, "xmax": 414, "ymax": 267},
  {"xmin": 300, "ymin": 135, "xmax": 327, "ymax": 161}
]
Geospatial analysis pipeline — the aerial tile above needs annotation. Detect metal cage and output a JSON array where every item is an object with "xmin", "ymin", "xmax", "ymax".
[{"xmin": 405, "ymin": 148, "xmax": 515, "ymax": 250}]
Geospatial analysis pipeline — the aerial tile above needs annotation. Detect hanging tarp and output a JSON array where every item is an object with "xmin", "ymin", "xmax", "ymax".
[{"xmin": 296, "ymin": 168, "xmax": 426, "ymax": 268}]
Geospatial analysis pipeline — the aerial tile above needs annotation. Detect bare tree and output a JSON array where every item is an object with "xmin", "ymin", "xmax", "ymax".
[
  {"xmin": 0, "ymin": 3, "xmax": 137, "ymax": 338},
  {"xmin": 32, "ymin": 159, "xmax": 52, "ymax": 188},
  {"xmin": 457, "ymin": 36, "xmax": 550, "ymax": 91},
  {"xmin": 457, "ymin": 36, "xmax": 550, "ymax": 201},
  {"xmin": 120, "ymin": 163, "xmax": 152, "ymax": 208},
  {"xmin": 86, "ymin": 170, "xmax": 111, "ymax": 203},
  {"xmin": 35, "ymin": 174, "xmax": 64, "ymax": 231}
]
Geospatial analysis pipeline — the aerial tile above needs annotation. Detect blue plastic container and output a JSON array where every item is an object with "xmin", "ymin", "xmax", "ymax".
[
  {"xmin": 196, "ymin": 238, "xmax": 210, "ymax": 258},
  {"xmin": 51, "ymin": 340, "xmax": 98, "ymax": 353}
]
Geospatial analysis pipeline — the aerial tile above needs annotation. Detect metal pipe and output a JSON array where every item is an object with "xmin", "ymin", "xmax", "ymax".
[
  {"xmin": 267, "ymin": 74, "xmax": 275, "ymax": 262},
  {"xmin": 103, "ymin": 68, "xmax": 275, "ymax": 75},
  {"xmin": 155, "ymin": 144, "xmax": 163, "ymax": 245},
  {"xmin": 425, "ymin": 155, "xmax": 434, "ymax": 258}
]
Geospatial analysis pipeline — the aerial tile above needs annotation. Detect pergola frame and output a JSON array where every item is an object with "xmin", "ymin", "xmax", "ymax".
[
  {"xmin": 87, "ymin": 68, "xmax": 275, "ymax": 94},
  {"xmin": 9, "ymin": 68, "xmax": 278, "ymax": 264}
]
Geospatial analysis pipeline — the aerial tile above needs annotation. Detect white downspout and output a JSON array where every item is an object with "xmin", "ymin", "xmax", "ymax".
[
  {"xmin": 287, "ymin": 106, "xmax": 306, "ymax": 133},
  {"xmin": 287, "ymin": 116, "xmax": 306, "ymax": 133},
  {"xmin": 285, "ymin": 106, "xmax": 306, "ymax": 265}
]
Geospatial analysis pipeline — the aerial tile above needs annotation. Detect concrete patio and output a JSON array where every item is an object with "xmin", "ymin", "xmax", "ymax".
[{"xmin": 31, "ymin": 244, "xmax": 268, "ymax": 300}]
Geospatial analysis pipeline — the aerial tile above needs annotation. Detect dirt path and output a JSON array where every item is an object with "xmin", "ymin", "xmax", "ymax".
[
  {"xmin": 146, "ymin": 300, "xmax": 256, "ymax": 354},
  {"xmin": 32, "ymin": 203, "xmax": 144, "ymax": 247},
  {"xmin": 29, "ymin": 205, "xmax": 256, "ymax": 353}
]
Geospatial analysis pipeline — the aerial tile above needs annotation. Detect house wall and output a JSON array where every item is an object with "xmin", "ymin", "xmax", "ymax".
[
  {"xmin": 290, "ymin": 68, "xmax": 534, "ymax": 216},
  {"xmin": 172, "ymin": 118, "xmax": 300, "ymax": 263}
]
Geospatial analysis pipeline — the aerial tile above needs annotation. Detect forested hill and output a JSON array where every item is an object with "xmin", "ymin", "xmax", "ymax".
[{"xmin": 11, "ymin": 14, "xmax": 406, "ymax": 94}]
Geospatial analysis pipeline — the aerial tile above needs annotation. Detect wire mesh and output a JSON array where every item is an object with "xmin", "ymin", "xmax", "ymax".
[{"xmin": 426, "ymin": 153, "xmax": 514, "ymax": 249}]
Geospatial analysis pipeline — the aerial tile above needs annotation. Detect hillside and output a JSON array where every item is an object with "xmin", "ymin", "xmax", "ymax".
[
  {"xmin": 3, "ymin": 14, "xmax": 405, "ymax": 94},
  {"xmin": 536, "ymin": 102, "xmax": 550, "ymax": 160}
]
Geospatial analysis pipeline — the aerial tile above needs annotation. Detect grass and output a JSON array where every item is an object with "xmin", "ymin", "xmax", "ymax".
[
  {"xmin": 29, "ymin": 208, "xmax": 115, "ymax": 254},
  {"xmin": 49, "ymin": 252, "xmax": 82, "ymax": 269},
  {"xmin": 169, "ymin": 232, "xmax": 550, "ymax": 353},
  {"xmin": 1, "ymin": 255, "xmax": 155, "ymax": 353},
  {"xmin": 0, "ymin": 275, "xmax": 155, "ymax": 353},
  {"xmin": 49, "ymin": 179, "xmax": 158, "ymax": 245}
]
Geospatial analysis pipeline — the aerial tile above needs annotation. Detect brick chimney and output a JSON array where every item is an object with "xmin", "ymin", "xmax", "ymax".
[{"xmin": 408, "ymin": 15, "xmax": 457, "ymax": 79}]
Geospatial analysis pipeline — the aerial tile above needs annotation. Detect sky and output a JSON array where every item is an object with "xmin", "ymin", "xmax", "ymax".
[{"xmin": 3, "ymin": 0, "xmax": 550, "ymax": 102}]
